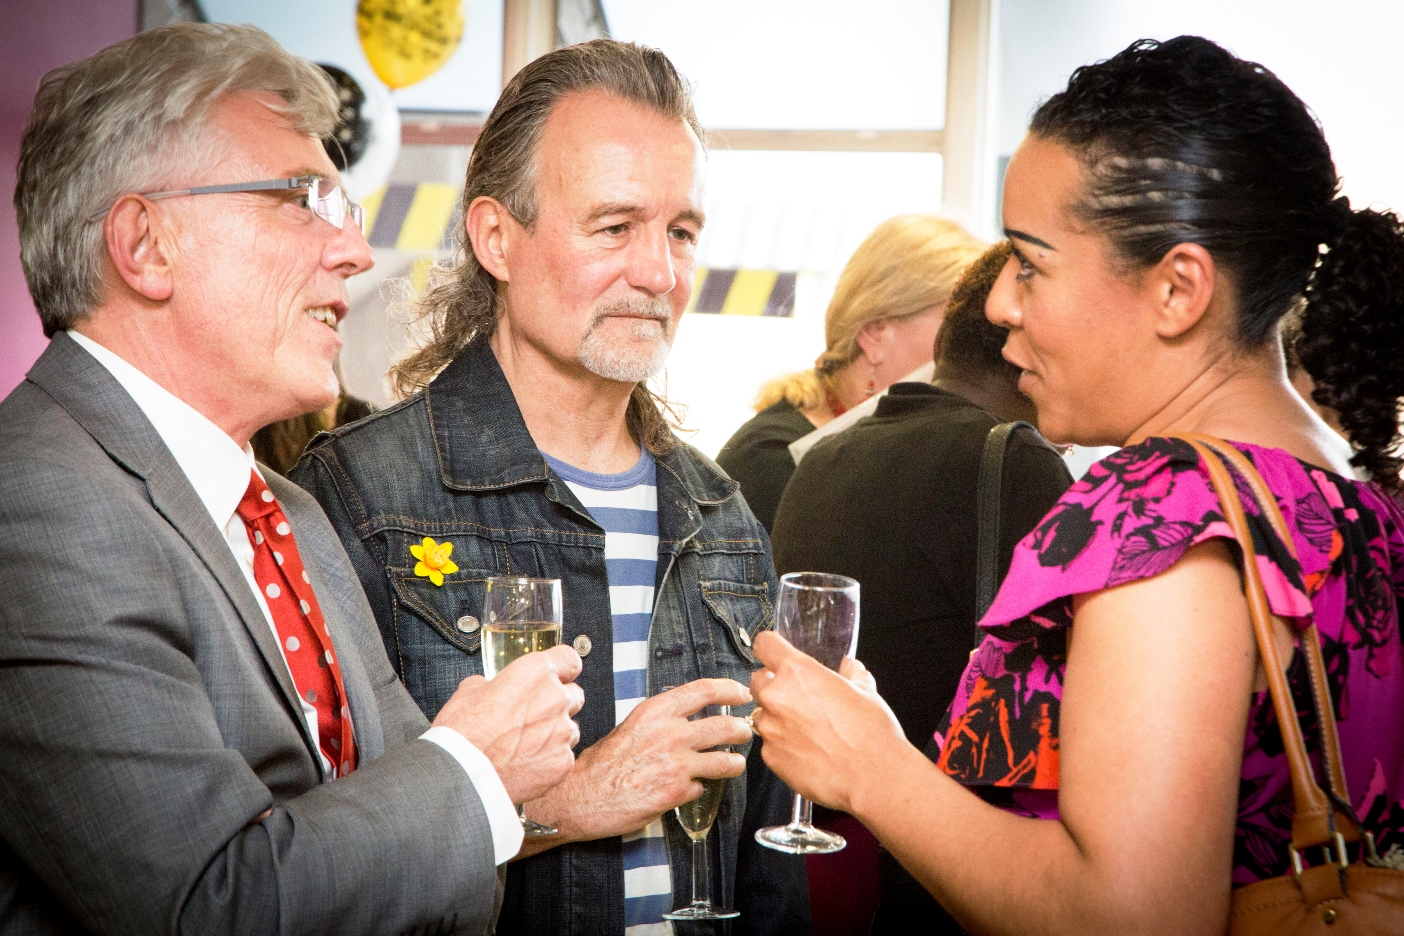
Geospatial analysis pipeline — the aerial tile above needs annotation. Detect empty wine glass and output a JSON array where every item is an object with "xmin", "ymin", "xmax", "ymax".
[
  {"xmin": 755, "ymin": 572, "xmax": 860, "ymax": 854},
  {"xmin": 664, "ymin": 701, "xmax": 740, "ymax": 921}
]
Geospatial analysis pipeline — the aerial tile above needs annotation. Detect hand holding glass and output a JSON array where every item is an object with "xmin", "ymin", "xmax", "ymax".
[
  {"xmin": 755, "ymin": 572, "xmax": 860, "ymax": 854},
  {"xmin": 664, "ymin": 701, "xmax": 740, "ymax": 921},
  {"xmin": 482, "ymin": 576, "xmax": 563, "ymax": 837}
]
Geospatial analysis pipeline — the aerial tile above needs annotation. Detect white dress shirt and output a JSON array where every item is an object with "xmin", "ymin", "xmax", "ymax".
[{"xmin": 67, "ymin": 331, "xmax": 523, "ymax": 864}]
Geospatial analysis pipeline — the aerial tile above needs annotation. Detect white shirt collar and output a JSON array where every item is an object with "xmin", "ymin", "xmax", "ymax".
[{"xmin": 67, "ymin": 330, "xmax": 257, "ymax": 531}]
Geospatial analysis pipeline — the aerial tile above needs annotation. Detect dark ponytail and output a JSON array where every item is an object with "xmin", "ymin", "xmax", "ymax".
[
  {"xmin": 1031, "ymin": 36, "xmax": 1403, "ymax": 491},
  {"xmin": 1297, "ymin": 206, "xmax": 1404, "ymax": 491}
]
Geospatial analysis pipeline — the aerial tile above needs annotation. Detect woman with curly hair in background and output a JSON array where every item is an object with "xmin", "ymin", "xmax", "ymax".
[{"xmin": 748, "ymin": 36, "xmax": 1404, "ymax": 935}]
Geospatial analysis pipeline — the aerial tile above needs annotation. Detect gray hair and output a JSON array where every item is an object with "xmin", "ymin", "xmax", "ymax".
[
  {"xmin": 15, "ymin": 22, "xmax": 339, "ymax": 336},
  {"xmin": 389, "ymin": 39, "xmax": 700, "ymax": 455}
]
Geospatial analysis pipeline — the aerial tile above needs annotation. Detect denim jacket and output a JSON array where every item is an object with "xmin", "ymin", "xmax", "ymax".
[{"xmin": 290, "ymin": 336, "xmax": 810, "ymax": 936}]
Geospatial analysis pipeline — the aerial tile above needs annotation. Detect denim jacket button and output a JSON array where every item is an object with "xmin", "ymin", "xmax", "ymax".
[
  {"xmin": 572, "ymin": 634, "xmax": 592, "ymax": 657},
  {"xmin": 455, "ymin": 614, "xmax": 481, "ymax": 634}
]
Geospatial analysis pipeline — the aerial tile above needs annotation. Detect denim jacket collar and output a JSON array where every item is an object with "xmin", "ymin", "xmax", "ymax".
[
  {"xmin": 426, "ymin": 334, "xmax": 739, "ymax": 506},
  {"xmin": 426, "ymin": 335, "xmax": 550, "ymax": 492}
]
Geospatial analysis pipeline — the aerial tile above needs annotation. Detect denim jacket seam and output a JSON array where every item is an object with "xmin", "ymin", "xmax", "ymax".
[
  {"xmin": 357, "ymin": 515, "xmax": 607, "ymax": 543},
  {"xmin": 424, "ymin": 389, "xmax": 453, "ymax": 492},
  {"xmin": 656, "ymin": 449, "xmax": 736, "ymax": 505},
  {"xmin": 307, "ymin": 445, "xmax": 373, "ymax": 533},
  {"xmin": 387, "ymin": 587, "xmax": 409, "ymax": 676}
]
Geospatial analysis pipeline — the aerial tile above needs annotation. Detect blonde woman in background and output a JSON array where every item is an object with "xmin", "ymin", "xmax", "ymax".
[{"xmin": 717, "ymin": 214, "xmax": 986, "ymax": 531}]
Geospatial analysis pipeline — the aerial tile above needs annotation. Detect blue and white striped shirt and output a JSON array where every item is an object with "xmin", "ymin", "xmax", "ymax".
[{"xmin": 544, "ymin": 450, "xmax": 672, "ymax": 935}]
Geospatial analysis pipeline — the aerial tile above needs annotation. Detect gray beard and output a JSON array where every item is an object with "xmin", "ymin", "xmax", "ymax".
[{"xmin": 576, "ymin": 297, "xmax": 675, "ymax": 383}]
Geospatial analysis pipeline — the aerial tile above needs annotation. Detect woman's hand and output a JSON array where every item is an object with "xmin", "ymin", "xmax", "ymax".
[
  {"xmin": 749, "ymin": 630, "xmax": 907, "ymax": 812},
  {"xmin": 839, "ymin": 655, "xmax": 878, "ymax": 693}
]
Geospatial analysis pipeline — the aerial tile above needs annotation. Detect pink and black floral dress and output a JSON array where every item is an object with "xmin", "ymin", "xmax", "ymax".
[{"xmin": 932, "ymin": 437, "xmax": 1404, "ymax": 885}]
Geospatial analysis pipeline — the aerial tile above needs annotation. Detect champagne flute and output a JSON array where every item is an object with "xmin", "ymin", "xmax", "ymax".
[
  {"xmin": 755, "ymin": 571, "xmax": 860, "ymax": 854},
  {"xmin": 664, "ymin": 701, "xmax": 740, "ymax": 921},
  {"xmin": 483, "ymin": 576, "xmax": 563, "ymax": 837}
]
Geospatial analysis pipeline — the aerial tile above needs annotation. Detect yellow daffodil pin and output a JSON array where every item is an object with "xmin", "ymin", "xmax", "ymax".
[{"xmin": 411, "ymin": 536, "xmax": 458, "ymax": 586}]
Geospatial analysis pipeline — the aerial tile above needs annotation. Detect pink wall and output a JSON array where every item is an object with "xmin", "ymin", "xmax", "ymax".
[{"xmin": 1, "ymin": 0, "xmax": 138, "ymax": 398}]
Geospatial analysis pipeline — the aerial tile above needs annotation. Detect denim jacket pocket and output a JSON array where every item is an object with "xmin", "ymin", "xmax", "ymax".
[
  {"xmin": 699, "ymin": 579, "xmax": 773, "ymax": 668},
  {"xmin": 388, "ymin": 570, "xmax": 492, "ymax": 656}
]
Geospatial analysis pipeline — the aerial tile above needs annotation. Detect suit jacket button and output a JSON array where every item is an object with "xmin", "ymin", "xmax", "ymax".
[
  {"xmin": 573, "ymin": 634, "xmax": 592, "ymax": 657},
  {"xmin": 455, "ymin": 614, "xmax": 480, "ymax": 634}
]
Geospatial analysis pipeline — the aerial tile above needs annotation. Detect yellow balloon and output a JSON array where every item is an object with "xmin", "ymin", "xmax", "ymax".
[{"xmin": 357, "ymin": 0, "xmax": 465, "ymax": 90}]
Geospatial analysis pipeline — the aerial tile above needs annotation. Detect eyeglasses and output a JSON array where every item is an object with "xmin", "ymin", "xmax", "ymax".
[{"xmin": 87, "ymin": 175, "xmax": 365, "ymax": 234}]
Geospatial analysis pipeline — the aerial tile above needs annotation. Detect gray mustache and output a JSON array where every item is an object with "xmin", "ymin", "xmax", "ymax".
[{"xmin": 591, "ymin": 298, "xmax": 672, "ymax": 323}]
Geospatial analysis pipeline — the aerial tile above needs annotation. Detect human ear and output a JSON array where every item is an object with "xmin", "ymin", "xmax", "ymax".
[
  {"xmin": 103, "ymin": 195, "xmax": 173, "ymax": 302},
  {"xmin": 1150, "ymin": 242, "xmax": 1216, "ymax": 340},
  {"xmin": 854, "ymin": 320, "xmax": 892, "ymax": 365},
  {"xmin": 466, "ymin": 196, "xmax": 514, "ymax": 282}
]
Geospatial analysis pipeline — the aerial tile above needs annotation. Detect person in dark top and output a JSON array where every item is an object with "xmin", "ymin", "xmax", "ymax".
[
  {"xmin": 713, "ymin": 398, "xmax": 814, "ymax": 531},
  {"xmin": 717, "ymin": 215, "xmax": 986, "ymax": 530},
  {"xmin": 769, "ymin": 241, "xmax": 1072, "ymax": 935}
]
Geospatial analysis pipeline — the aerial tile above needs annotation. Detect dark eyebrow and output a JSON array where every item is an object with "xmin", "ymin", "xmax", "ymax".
[{"xmin": 1005, "ymin": 228, "xmax": 1057, "ymax": 251}]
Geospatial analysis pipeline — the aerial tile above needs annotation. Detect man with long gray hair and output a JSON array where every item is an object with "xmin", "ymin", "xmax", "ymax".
[
  {"xmin": 291, "ymin": 39, "xmax": 810, "ymax": 935},
  {"xmin": 0, "ymin": 23, "xmax": 585, "ymax": 933}
]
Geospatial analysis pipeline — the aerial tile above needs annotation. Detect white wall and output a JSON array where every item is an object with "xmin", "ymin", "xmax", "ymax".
[
  {"xmin": 603, "ymin": 0, "xmax": 949, "ymax": 130},
  {"xmin": 997, "ymin": 0, "xmax": 1404, "ymax": 217}
]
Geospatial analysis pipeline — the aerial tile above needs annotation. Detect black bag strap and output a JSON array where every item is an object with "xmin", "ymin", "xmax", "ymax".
[{"xmin": 973, "ymin": 421, "xmax": 1037, "ymax": 648}]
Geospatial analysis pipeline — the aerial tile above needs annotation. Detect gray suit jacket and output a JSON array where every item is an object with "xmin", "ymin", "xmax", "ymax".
[{"xmin": 0, "ymin": 334, "xmax": 502, "ymax": 935}]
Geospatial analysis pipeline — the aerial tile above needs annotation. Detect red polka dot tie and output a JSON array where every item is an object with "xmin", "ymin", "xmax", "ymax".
[{"xmin": 236, "ymin": 470, "xmax": 357, "ymax": 777}]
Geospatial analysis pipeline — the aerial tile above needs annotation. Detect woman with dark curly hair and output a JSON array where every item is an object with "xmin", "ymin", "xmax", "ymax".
[{"xmin": 746, "ymin": 35, "xmax": 1404, "ymax": 935}]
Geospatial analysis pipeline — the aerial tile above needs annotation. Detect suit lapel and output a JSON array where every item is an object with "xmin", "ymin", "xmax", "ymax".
[{"xmin": 27, "ymin": 335, "xmax": 318, "ymax": 761}]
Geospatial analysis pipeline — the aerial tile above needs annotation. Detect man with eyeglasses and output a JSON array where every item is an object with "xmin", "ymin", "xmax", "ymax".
[{"xmin": 0, "ymin": 23, "xmax": 584, "ymax": 935}]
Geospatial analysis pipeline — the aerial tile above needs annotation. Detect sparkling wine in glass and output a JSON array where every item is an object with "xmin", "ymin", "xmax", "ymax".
[
  {"xmin": 483, "ymin": 576, "xmax": 563, "ymax": 838},
  {"xmin": 755, "ymin": 571, "xmax": 859, "ymax": 855},
  {"xmin": 664, "ymin": 702, "xmax": 740, "ymax": 921}
]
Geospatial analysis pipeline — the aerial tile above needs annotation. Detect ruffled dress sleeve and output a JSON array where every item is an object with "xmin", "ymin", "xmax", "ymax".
[{"xmin": 931, "ymin": 437, "xmax": 1335, "ymax": 795}]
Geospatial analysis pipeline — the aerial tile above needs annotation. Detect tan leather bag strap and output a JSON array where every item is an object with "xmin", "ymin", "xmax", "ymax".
[
  {"xmin": 1185, "ymin": 435, "xmax": 1356, "ymax": 813},
  {"xmin": 1174, "ymin": 435, "xmax": 1360, "ymax": 854}
]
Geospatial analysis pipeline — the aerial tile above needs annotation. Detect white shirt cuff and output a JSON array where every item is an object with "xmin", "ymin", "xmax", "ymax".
[{"xmin": 420, "ymin": 726, "xmax": 524, "ymax": 864}]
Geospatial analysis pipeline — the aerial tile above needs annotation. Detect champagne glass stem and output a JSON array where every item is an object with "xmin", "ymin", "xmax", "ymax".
[
  {"xmin": 791, "ymin": 793, "xmax": 810, "ymax": 827},
  {"xmin": 690, "ymin": 833, "xmax": 710, "ymax": 909}
]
